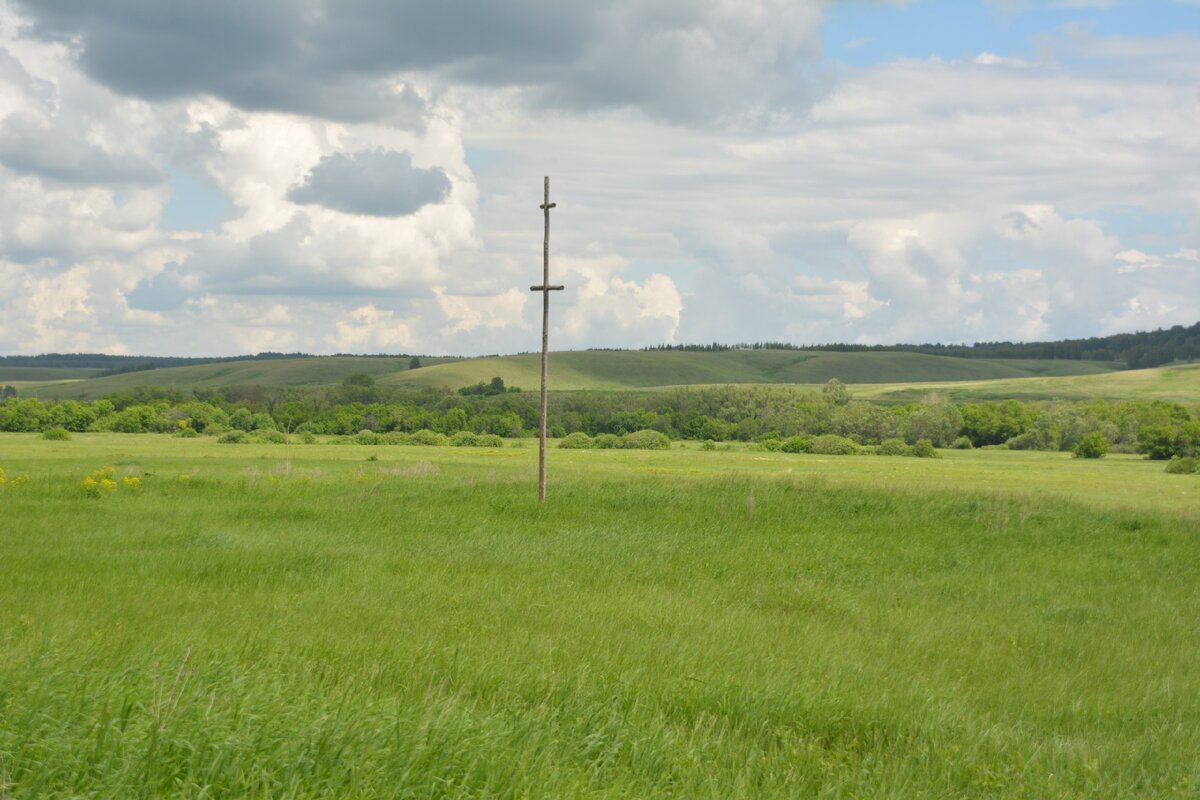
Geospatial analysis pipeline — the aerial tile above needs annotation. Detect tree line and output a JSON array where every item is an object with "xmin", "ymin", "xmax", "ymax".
[
  {"xmin": 2, "ymin": 376, "xmax": 1197, "ymax": 460},
  {"xmin": 642, "ymin": 321, "xmax": 1200, "ymax": 367}
]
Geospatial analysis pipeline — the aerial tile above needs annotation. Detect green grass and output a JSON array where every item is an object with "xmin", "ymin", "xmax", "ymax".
[
  {"xmin": 23, "ymin": 356, "xmax": 457, "ymax": 399},
  {"xmin": 854, "ymin": 362, "xmax": 1200, "ymax": 405},
  {"xmin": 0, "ymin": 367, "xmax": 102, "ymax": 382},
  {"xmin": 1, "ymin": 434, "xmax": 1198, "ymax": 797},
  {"xmin": 21, "ymin": 351, "xmax": 1121, "ymax": 399},
  {"xmin": 390, "ymin": 350, "xmax": 1119, "ymax": 391}
]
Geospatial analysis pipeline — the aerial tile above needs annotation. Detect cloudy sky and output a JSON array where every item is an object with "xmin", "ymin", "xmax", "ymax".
[{"xmin": 0, "ymin": 0, "xmax": 1197, "ymax": 356}]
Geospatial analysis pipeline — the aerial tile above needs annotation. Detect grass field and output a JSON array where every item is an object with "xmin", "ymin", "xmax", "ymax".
[
  {"xmin": 2, "ymin": 434, "xmax": 1198, "ymax": 797},
  {"xmin": 854, "ymin": 362, "xmax": 1200, "ymax": 405},
  {"xmin": 20, "ymin": 356, "xmax": 454, "ymax": 400},
  {"xmin": 19, "ymin": 350, "xmax": 1121, "ymax": 399}
]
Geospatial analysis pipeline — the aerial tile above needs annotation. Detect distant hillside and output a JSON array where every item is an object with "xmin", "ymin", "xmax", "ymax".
[
  {"xmin": 10, "ymin": 348, "xmax": 1120, "ymax": 400},
  {"xmin": 388, "ymin": 350, "xmax": 1119, "ymax": 391},
  {"xmin": 855, "ymin": 362, "xmax": 1200, "ymax": 405},
  {"xmin": 18, "ymin": 356, "xmax": 452, "ymax": 399},
  {"xmin": 646, "ymin": 321, "xmax": 1200, "ymax": 368}
]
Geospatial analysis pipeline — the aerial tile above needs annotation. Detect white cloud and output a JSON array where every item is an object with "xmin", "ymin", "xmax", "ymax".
[{"xmin": 0, "ymin": 0, "xmax": 1197, "ymax": 356}]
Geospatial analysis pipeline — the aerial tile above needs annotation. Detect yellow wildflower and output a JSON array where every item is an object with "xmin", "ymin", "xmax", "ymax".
[{"xmin": 99, "ymin": 479, "xmax": 118, "ymax": 492}]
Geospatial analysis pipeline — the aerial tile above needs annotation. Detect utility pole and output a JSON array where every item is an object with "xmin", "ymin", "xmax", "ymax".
[{"xmin": 529, "ymin": 176, "xmax": 562, "ymax": 503}]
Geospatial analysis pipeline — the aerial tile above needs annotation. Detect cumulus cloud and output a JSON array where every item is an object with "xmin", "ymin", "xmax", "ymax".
[
  {"xmin": 289, "ymin": 150, "xmax": 451, "ymax": 217},
  {"xmin": 0, "ymin": 0, "xmax": 1197, "ymax": 356},
  {"xmin": 16, "ymin": 0, "xmax": 830, "ymax": 125}
]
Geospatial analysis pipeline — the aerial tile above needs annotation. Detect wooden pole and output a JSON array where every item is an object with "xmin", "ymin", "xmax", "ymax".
[{"xmin": 530, "ymin": 176, "xmax": 562, "ymax": 503}]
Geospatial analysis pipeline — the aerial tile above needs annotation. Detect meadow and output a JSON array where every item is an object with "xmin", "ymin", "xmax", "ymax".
[
  {"xmin": 17, "ymin": 349, "xmax": 1122, "ymax": 399},
  {"xmin": 2, "ymin": 434, "xmax": 1198, "ymax": 797}
]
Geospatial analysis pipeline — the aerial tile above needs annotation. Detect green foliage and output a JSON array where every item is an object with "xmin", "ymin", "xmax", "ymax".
[
  {"xmin": 41, "ymin": 426, "xmax": 71, "ymax": 441},
  {"xmin": 355, "ymin": 429, "xmax": 382, "ymax": 445},
  {"xmin": 622, "ymin": 429, "xmax": 671, "ymax": 450},
  {"xmin": 476, "ymin": 434, "xmax": 504, "ymax": 448},
  {"xmin": 780, "ymin": 435, "xmax": 814, "ymax": 454},
  {"xmin": 910, "ymin": 439, "xmax": 939, "ymax": 458},
  {"xmin": 449, "ymin": 431, "xmax": 479, "ymax": 447},
  {"xmin": 558, "ymin": 432, "xmax": 594, "ymax": 449},
  {"xmin": 217, "ymin": 430, "xmax": 247, "ymax": 444},
  {"xmin": 593, "ymin": 433, "xmax": 622, "ymax": 449},
  {"xmin": 822, "ymin": 378, "xmax": 852, "ymax": 406},
  {"xmin": 1072, "ymin": 431, "xmax": 1110, "ymax": 459},
  {"xmin": 878, "ymin": 438, "xmax": 910, "ymax": 456},
  {"xmin": 807, "ymin": 435, "xmax": 859, "ymax": 456},
  {"xmin": 952, "ymin": 436, "xmax": 974, "ymax": 450},
  {"xmin": 1164, "ymin": 456, "xmax": 1197, "ymax": 474},
  {"xmin": 406, "ymin": 429, "xmax": 449, "ymax": 447},
  {"xmin": 701, "ymin": 439, "xmax": 717, "ymax": 451},
  {"xmin": 255, "ymin": 429, "xmax": 289, "ymax": 445}
]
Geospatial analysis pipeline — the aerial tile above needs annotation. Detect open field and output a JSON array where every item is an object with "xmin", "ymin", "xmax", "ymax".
[
  {"xmin": 18, "ymin": 350, "xmax": 1121, "ymax": 399},
  {"xmin": 854, "ymin": 362, "xmax": 1200, "ymax": 405},
  {"xmin": 18, "ymin": 356, "xmax": 453, "ymax": 400},
  {"xmin": 0, "ymin": 367, "xmax": 103, "ymax": 382},
  {"xmin": 2, "ymin": 434, "xmax": 1198, "ymax": 797}
]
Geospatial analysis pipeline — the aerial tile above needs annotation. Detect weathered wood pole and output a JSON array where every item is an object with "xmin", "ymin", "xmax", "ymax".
[{"xmin": 530, "ymin": 176, "xmax": 562, "ymax": 503}]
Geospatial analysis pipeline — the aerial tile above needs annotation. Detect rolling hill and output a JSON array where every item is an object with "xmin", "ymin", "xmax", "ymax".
[{"xmin": 14, "ymin": 348, "xmax": 1123, "ymax": 399}]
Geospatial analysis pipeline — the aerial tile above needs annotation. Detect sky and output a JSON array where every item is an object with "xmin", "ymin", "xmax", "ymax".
[{"xmin": 0, "ymin": 0, "xmax": 1197, "ymax": 357}]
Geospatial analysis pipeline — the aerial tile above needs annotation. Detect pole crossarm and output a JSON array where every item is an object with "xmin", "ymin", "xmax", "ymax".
[{"xmin": 529, "ymin": 285, "xmax": 564, "ymax": 292}]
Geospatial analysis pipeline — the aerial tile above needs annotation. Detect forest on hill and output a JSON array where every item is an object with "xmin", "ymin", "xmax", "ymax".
[
  {"xmin": 641, "ymin": 321, "xmax": 1200, "ymax": 368},
  {"xmin": 2, "ymin": 322, "xmax": 1197, "ymax": 372}
]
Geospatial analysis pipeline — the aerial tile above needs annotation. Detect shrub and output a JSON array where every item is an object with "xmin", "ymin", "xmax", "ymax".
[
  {"xmin": 218, "ymin": 430, "xmax": 247, "ymax": 444},
  {"xmin": 1165, "ymin": 456, "xmax": 1197, "ymax": 475},
  {"xmin": 450, "ymin": 431, "xmax": 480, "ymax": 447},
  {"xmin": 951, "ymin": 436, "xmax": 974, "ymax": 450},
  {"xmin": 756, "ymin": 433, "xmax": 783, "ymax": 452},
  {"xmin": 300, "ymin": 431, "xmax": 317, "ymax": 444},
  {"xmin": 807, "ymin": 435, "xmax": 858, "ymax": 456},
  {"xmin": 593, "ymin": 433, "xmax": 622, "ymax": 449},
  {"xmin": 1072, "ymin": 431, "xmax": 1109, "ymax": 459},
  {"xmin": 780, "ymin": 435, "xmax": 813, "ymax": 454},
  {"xmin": 622, "ymin": 429, "xmax": 671, "ymax": 450},
  {"xmin": 177, "ymin": 427, "xmax": 199, "ymax": 438},
  {"xmin": 355, "ymin": 429, "xmax": 382, "ymax": 445},
  {"xmin": 41, "ymin": 426, "xmax": 71, "ymax": 441},
  {"xmin": 701, "ymin": 439, "xmax": 717, "ymax": 451},
  {"xmin": 476, "ymin": 434, "xmax": 505, "ymax": 448},
  {"xmin": 407, "ymin": 429, "xmax": 448, "ymax": 447},
  {"xmin": 910, "ymin": 439, "xmax": 940, "ymax": 458},
  {"xmin": 256, "ymin": 429, "xmax": 288, "ymax": 444},
  {"xmin": 877, "ymin": 438, "xmax": 910, "ymax": 456},
  {"xmin": 558, "ymin": 432, "xmax": 594, "ymax": 449}
]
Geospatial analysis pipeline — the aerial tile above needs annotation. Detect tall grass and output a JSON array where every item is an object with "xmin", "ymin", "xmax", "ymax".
[{"xmin": 1, "ymin": 434, "xmax": 1198, "ymax": 797}]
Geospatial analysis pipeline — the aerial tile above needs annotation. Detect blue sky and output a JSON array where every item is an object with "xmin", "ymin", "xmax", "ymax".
[{"xmin": 824, "ymin": 0, "xmax": 1200, "ymax": 67}]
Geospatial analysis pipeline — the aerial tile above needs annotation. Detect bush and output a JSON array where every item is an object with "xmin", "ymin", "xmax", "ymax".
[
  {"xmin": 450, "ymin": 431, "xmax": 480, "ymax": 447},
  {"xmin": 1072, "ymin": 431, "xmax": 1109, "ymax": 459},
  {"xmin": 807, "ymin": 435, "xmax": 858, "ymax": 456},
  {"xmin": 593, "ymin": 433, "xmax": 622, "ymax": 449},
  {"xmin": 910, "ymin": 439, "xmax": 939, "ymax": 458},
  {"xmin": 951, "ymin": 436, "xmax": 974, "ymax": 450},
  {"xmin": 622, "ymin": 429, "xmax": 671, "ymax": 450},
  {"xmin": 558, "ymin": 432, "xmax": 594, "ymax": 449},
  {"xmin": 1165, "ymin": 456, "xmax": 1197, "ymax": 475},
  {"xmin": 41, "ymin": 426, "xmax": 71, "ymax": 441},
  {"xmin": 701, "ymin": 439, "xmax": 717, "ymax": 451},
  {"xmin": 355, "ymin": 429, "xmax": 382, "ymax": 445},
  {"xmin": 218, "ymin": 430, "xmax": 247, "ymax": 444},
  {"xmin": 300, "ymin": 431, "xmax": 317, "ymax": 444},
  {"xmin": 407, "ymin": 429, "xmax": 448, "ymax": 447},
  {"xmin": 780, "ymin": 435, "xmax": 813, "ymax": 454},
  {"xmin": 877, "ymin": 438, "xmax": 910, "ymax": 456},
  {"xmin": 177, "ymin": 427, "xmax": 199, "ymax": 438},
  {"xmin": 256, "ymin": 429, "xmax": 288, "ymax": 444},
  {"xmin": 477, "ymin": 434, "xmax": 505, "ymax": 448}
]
